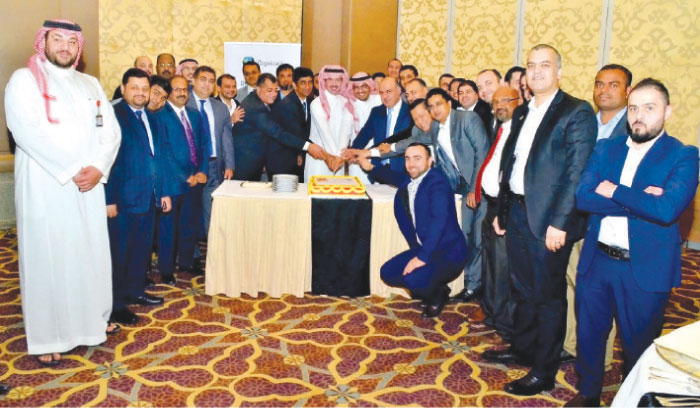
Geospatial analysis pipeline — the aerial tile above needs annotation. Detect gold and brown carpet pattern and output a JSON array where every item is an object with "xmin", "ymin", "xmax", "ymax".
[{"xmin": 0, "ymin": 228, "xmax": 698, "ymax": 407}]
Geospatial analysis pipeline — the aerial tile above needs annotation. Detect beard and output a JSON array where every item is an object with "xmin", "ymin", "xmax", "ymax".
[
  {"xmin": 627, "ymin": 121, "xmax": 662, "ymax": 143},
  {"xmin": 280, "ymin": 84, "xmax": 292, "ymax": 91},
  {"xmin": 45, "ymin": 49, "xmax": 76, "ymax": 68}
]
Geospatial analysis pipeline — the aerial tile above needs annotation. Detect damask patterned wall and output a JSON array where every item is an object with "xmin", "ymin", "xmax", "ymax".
[
  {"xmin": 522, "ymin": 0, "xmax": 603, "ymax": 103},
  {"xmin": 451, "ymin": 0, "xmax": 518, "ymax": 82},
  {"xmin": 397, "ymin": 0, "xmax": 450, "ymax": 87},
  {"xmin": 99, "ymin": 0, "xmax": 302, "ymax": 95}
]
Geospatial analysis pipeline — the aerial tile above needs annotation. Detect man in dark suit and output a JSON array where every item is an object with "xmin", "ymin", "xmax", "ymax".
[
  {"xmin": 186, "ymin": 66, "xmax": 235, "ymax": 240},
  {"xmin": 458, "ymin": 80, "xmax": 495, "ymax": 141},
  {"xmin": 566, "ymin": 79, "xmax": 699, "ymax": 407},
  {"xmin": 483, "ymin": 44, "xmax": 597, "ymax": 395},
  {"xmin": 271, "ymin": 67, "xmax": 314, "ymax": 179},
  {"xmin": 106, "ymin": 69, "xmax": 172, "ymax": 325},
  {"xmin": 350, "ymin": 76, "xmax": 412, "ymax": 175},
  {"xmin": 154, "ymin": 75, "xmax": 208, "ymax": 284},
  {"xmin": 563, "ymin": 63, "xmax": 633, "ymax": 372},
  {"xmin": 359, "ymin": 143, "xmax": 468, "ymax": 318},
  {"xmin": 233, "ymin": 73, "xmax": 327, "ymax": 181}
]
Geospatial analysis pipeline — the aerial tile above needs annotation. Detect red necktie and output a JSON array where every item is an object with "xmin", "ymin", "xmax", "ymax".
[{"xmin": 474, "ymin": 125, "xmax": 504, "ymax": 203}]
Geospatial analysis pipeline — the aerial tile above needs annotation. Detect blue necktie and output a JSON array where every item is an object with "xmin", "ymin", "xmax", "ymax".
[
  {"xmin": 134, "ymin": 110, "xmax": 153, "ymax": 156},
  {"xmin": 199, "ymin": 99, "xmax": 213, "ymax": 157},
  {"xmin": 436, "ymin": 144, "xmax": 461, "ymax": 193},
  {"xmin": 302, "ymin": 100, "xmax": 307, "ymax": 121},
  {"xmin": 379, "ymin": 106, "xmax": 394, "ymax": 165}
]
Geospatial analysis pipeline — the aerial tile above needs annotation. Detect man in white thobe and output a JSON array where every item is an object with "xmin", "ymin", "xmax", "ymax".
[
  {"xmin": 4, "ymin": 19, "xmax": 121, "ymax": 365},
  {"xmin": 304, "ymin": 65, "xmax": 355, "ymax": 181},
  {"xmin": 348, "ymin": 71, "xmax": 382, "ymax": 183}
]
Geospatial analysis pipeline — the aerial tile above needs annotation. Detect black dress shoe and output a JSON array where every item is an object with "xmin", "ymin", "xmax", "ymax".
[
  {"xmin": 421, "ymin": 287, "xmax": 449, "ymax": 318},
  {"xmin": 560, "ymin": 349, "xmax": 576, "ymax": 363},
  {"xmin": 110, "ymin": 308, "xmax": 139, "ymax": 325},
  {"xmin": 564, "ymin": 392, "xmax": 600, "ymax": 407},
  {"xmin": 0, "ymin": 384, "xmax": 10, "ymax": 395},
  {"xmin": 450, "ymin": 286, "xmax": 482, "ymax": 303},
  {"xmin": 161, "ymin": 274, "xmax": 176, "ymax": 285},
  {"xmin": 482, "ymin": 349, "xmax": 532, "ymax": 366},
  {"xmin": 133, "ymin": 294, "xmax": 164, "ymax": 306},
  {"xmin": 504, "ymin": 373, "xmax": 554, "ymax": 396}
]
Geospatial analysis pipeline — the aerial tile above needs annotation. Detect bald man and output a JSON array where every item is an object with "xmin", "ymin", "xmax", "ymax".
[
  {"xmin": 349, "ymin": 76, "xmax": 412, "ymax": 177},
  {"xmin": 112, "ymin": 55, "xmax": 154, "ymax": 100}
]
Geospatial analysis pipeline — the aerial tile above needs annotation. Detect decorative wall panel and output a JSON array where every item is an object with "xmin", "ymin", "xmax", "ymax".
[
  {"xmin": 451, "ymin": 0, "xmax": 519, "ymax": 80},
  {"xmin": 397, "ymin": 0, "xmax": 451, "ymax": 87}
]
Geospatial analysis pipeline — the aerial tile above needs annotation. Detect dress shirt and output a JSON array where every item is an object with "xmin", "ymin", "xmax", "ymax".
[
  {"xmin": 596, "ymin": 107, "xmax": 627, "ymax": 141},
  {"xmin": 167, "ymin": 100, "xmax": 194, "ymax": 133},
  {"xmin": 436, "ymin": 112, "xmax": 460, "ymax": 173},
  {"xmin": 369, "ymin": 100, "xmax": 403, "ymax": 158},
  {"xmin": 129, "ymin": 106, "xmax": 154, "ymax": 154},
  {"xmin": 509, "ymin": 90, "xmax": 558, "ymax": 194},
  {"xmin": 598, "ymin": 133, "xmax": 662, "ymax": 250},
  {"xmin": 408, "ymin": 169, "xmax": 429, "ymax": 245},
  {"xmin": 196, "ymin": 97, "xmax": 217, "ymax": 157},
  {"xmin": 222, "ymin": 97, "xmax": 237, "ymax": 116},
  {"xmin": 481, "ymin": 120, "xmax": 512, "ymax": 197}
]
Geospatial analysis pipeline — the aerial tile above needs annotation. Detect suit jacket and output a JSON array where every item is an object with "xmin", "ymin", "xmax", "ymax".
[
  {"xmin": 604, "ymin": 110, "xmax": 628, "ymax": 141},
  {"xmin": 271, "ymin": 90, "xmax": 311, "ymax": 149},
  {"xmin": 576, "ymin": 133, "xmax": 699, "ymax": 292},
  {"xmin": 496, "ymin": 89, "xmax": 597, "ymax": 241},
  {"xmin": 473, "ymin": 98, "xmax": 495, "ymax": 142},
  {"xmin": 186, "ymin": 94, "xmax": 235, "ymax": 176},
  {"xmin": 233, "ymin": 92, "xmax": 307, "ymax": 171},
  {"xmin": 106, "ymin": 100, "xmax": 173, "ymax": 212},
  {"xmin": 351, "ymin": 102, "xmax": 413, "ymax": 173},
  {"xmin": 236, "ymin": 85, "xmax": 253, "ymax": 103},
  {"xmin": 154, "ymin": 102, "xmax": 208, "ymax": 196},
  {"xmin": 392, "ymin": 110, "xmax": 489, "ymax": 194},
  {"xmin": 371, "ymin": 166, "xmax": 468, "ymax": 263}
]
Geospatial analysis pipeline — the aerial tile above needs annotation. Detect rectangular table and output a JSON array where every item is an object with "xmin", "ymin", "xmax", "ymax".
[{"xmin": 205, "ymin": 181, "xmax": 464, "ymax": 298}]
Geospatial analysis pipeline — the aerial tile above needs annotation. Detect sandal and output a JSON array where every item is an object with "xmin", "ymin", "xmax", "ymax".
[
  {"xmin": 106, "ymin": 322, "xmax": 121, "ymax": 335},
  {"xmin": 35, "ymin": 354, "xmax": 60, "ymax": 367}
]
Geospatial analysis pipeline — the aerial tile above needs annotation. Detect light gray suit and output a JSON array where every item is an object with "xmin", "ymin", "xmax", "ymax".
[
  {"xmin": 236, "ymin": 85, "xmax": 254, "ymax": 103},
  {"xmin": 186, "ymin": 95, "xmax": 234, "ymax": 237},
  {"xmin": 387, "ymin": 109, "xmax": 490, "ymax": 291}
]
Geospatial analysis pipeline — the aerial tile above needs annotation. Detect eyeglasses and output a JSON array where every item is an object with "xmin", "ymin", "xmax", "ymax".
[{"xmin": 492, "ymin": 97, "xmax": 519, "ymax": 106}]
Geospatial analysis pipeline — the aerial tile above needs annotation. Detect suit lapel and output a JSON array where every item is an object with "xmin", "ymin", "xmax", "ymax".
[
  {"xmin": 530, "ymin": 90, "xmax": 563, "ymax": 153},
  {"xmin": 631, "ymin": 133, "xmax": 669, "ymax": 189},
  {"xmin": 399, "ymin": 186, "xmax": 411, "ymax": 223},
  {"xmin": 607, "ymin": 137, "xmax": 628, "ymax": 184}
]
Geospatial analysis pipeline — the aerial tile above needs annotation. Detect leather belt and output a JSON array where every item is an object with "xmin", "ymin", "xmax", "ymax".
[
  {"xmin": 511, "ymin": 193, "xmax": 526, "ymax": 204},
  {"xmin": 483, "ymin": 192, "xmax": 498, "ymax": 205},
  {"xmin": 209, "ymin": 157, "xmax": 217, "ymax": 162},
  {"xmin": 597, "ymin": 241, "xmax": 630, "ymax": 261}
]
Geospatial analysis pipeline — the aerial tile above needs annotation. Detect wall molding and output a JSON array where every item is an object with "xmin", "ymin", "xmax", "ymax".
[
  {"xmin": 599, "ymin": 0, "xmax": 615, "ymax": 68},
  {"xmin": 444, "ymin": 0, "xmax": 457, "ymax": 74},
  {"xmin": 514, "ymin": 0, "xmax": 527, "ymax": 66},
  {"xmin": 396, "ymin": 0, "xmax": 403, "ymax": 57}
]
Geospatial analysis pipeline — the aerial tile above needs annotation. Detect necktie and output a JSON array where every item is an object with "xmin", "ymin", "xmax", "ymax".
[
  {"xmin": 134, "ymin": 110, "xmax": 153, "ymax": 156},
  {"xmin": 199, "ymin": 99, "xmax": 213, "ymax": 157},
  {"xmin": 385, "ymin": 106, "xmax": 394, "ymax": 139},
  {"xmin": 436, "ymin": 143, "xmax": 461, "ymax": 193},
  {"xmin": 302, "ymin": 100, "xmax": 308, "ymax": 122},
  {"xmin": 179, "ymin": 110, "xmax": 198, "ymax": 166},
  {"xmin": 474, "ymin": 125, "xmax": 504, "ymax": 203}
]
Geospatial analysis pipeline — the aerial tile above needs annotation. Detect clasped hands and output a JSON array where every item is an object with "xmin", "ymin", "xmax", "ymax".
[
  {"xmin": 73, "ymin": 166, "xmax": 103, "ymax": 192},
  {"xmin": 307, "ymin": 143, "xmax": 344, "ymax": 173}
]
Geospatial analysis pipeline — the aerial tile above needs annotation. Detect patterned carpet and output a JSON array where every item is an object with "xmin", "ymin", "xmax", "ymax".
[{"xmin": 0, "ymin": 227, "xmax": 698, "ymax": 407}]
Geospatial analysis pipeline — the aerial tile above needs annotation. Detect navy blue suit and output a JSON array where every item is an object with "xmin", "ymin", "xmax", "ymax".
[
  {"xmin": 373, "ymin": 166, "xmax": 468, "ymax": 304},
  {"xmin": 351, "ymin": 102, "xmax": 412, "ymax": 175},
  {"xmin": 154, "ymin": 102, "xmax": 208, "ymax": 276},
  {"xmin": 106, "ymin": 100, "xmax": 173, "ymax": 310},
  {"xmin": 574, "ymin": 132, "xmax": 699, "ymax": 396},
  {"xmin": 233, "ymin": 92, "xmax": 307, "ymax": 181},
  {"xmin": 271, "ymin": 91, "xmax": 311, "ymax": 179}
]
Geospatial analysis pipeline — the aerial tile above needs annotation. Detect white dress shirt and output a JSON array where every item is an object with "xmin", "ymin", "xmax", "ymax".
[
  {"xmin": 436, "ymin": 112, "xmax": 460, "ymax": 172},
  {"xmin": 509, "ymin": 90, "xmax": 558, "ymax": 194},
  {"xmin": 129, "ymin": 106, "xmax": 154, "ymax": 154},
  {"xmin": 598, "ymin": 134, "xmax": 662, "ymax": 250},
  {"xmin": 168, "ymin": 100, "xmax": 193, "ymax": 131},
  {"xmin": 408, "ymin": 169, "xmax": 429, "ymax": 244},
  {"xmin": 481, "ymin": 119, "xmax": 512, "ymax": 197},
  {"xmin": 196, "ymin": 97, "xmax": 217, "ymax": 157}
]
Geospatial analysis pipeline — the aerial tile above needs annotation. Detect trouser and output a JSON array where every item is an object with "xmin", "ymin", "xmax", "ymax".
[
  {"xmin": 507, "ymin": 200, "xmax": 571, "ymax": 379},
  {"xmin": 381, "ymin": 248, "xmax": 466, "ymax": 304},
  {"xmin": 575, "ymin": 247, "xmax": 669, "ymax": 397},
  {"xmin": 480, "ymin": 195, "xmax": 515, "ymax": 338},
  {"xmin": 157, "ymin": 183, "xmax": 204, "ymax": 275},
  {"xmin": 201, "ymin": 159, "xmax": 222, "ymax": 240},
  {"xmin": 108, "ymin": 197, "xmax": 155, "ymax": 310},
  {"xmin": 461, "ymin": 195, "xmax": 486, "ymax": 291},
  {"xmin": 564, "ymin": 239, "xmax": 616, "ymax": 369}
]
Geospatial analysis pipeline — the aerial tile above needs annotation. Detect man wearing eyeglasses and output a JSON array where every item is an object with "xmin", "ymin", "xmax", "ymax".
[{"xmin": 156, "ymin": 53, "xmax": 176, "ymax": 80}]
